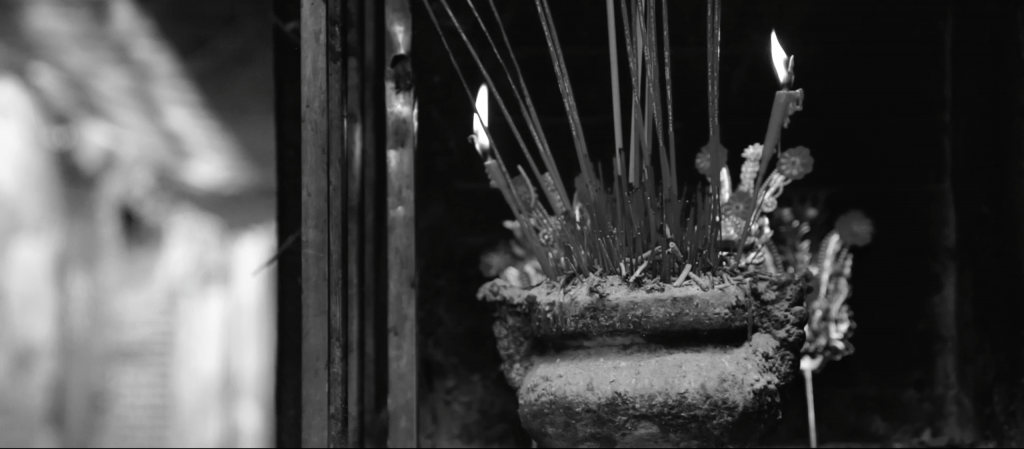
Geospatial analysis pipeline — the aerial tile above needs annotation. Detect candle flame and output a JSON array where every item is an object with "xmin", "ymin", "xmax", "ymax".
[
  {"xmin": 770, "ymin": 30, "xmax": 791, "ymax": 86},
  {"xmin": 473, "ymin": 84, "xmax": 490, "ymax": 155}
]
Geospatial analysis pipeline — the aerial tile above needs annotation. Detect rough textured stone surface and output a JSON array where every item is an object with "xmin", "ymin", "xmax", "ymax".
[
  {"xmin": 478, "ymin": 276, "xmax": 752, "ymax": 338},
  {"xmin": 520, "ymin": 336, "xmax": 783, "ymax": 447},
  {"xmin": 479, "ymin": 274, "xmax": 807, "ymax": 447}
]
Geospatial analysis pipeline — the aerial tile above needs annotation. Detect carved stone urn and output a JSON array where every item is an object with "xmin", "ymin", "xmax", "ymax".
[{"xmin": 478, "ymin": 275, "xmax": 807, "ymax": 448}]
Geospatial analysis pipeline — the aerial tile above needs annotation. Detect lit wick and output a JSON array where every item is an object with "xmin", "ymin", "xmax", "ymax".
[{"xmin": 756, "ymin": 30, "xmax": 804, "ymax": 189}]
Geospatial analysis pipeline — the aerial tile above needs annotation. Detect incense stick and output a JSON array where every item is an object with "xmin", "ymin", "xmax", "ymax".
[
  {"xmin": 419, "ymin": 0, "xmax": 552, "ymax": 276},
  {"xmin": 485, "ymin": 0, "xmax": 571, "ymax": 207},
  {"xmin": 707, "ymin": 0, "xmax": 722, "ymax": 142},
  {"xmin": 804, "ymin": 367, "xmax": 818, "ymax": 448},
  {"xmin": 661, "ymin": 0, "xmax": 678, "ymax": 199},
  {"xmin": 463, "ymin": 1, "xmax": 558, "ymax": 207},
  {"xmin": 475, "ymin": 0, "xmax": 574, "ymax": 211},
  {"xmin": 535, "ymin": 0, "xmax": 597, "ymax": 196},
  {"xmin": 436, "ymin": 0, "xmax": 547, "ymax": 195},
  {"xmin": 428, "ymin": 0, "xmax": 722, "ymax": 280},
  {"xmin": 606, "ymin": 0, "xmax": 624, "ymax": 154}
]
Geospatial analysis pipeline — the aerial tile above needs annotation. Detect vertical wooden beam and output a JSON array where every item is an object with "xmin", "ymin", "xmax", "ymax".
[
  {"xmin": 339, "ymin": 0, "xmax": 388, "ymax": 446},
  {"xmin": 362, "ymin": 0, "xmax": 384, "ymax": 444},
  {"xmin": 273, "ymin": 0, "xmax": 303, "ymax": 446},
  {"xmin": 343, "ymin": 0, "xmax": 366, "ymax": 445},
  {"xmin": 292, "ymin": 0, "xmax": 399, "ymax": 446},
  {"xmin": 384, "ymin": 0, "xmax": 417, "ymax": 446},
  {"xmin": 300, "ymin": 0, "xmax": 330, "ymax": 446},
  {"xmin": 342, "ymin": 0, "xmax": 366, "ymax": 444},
  {"xmin": 327, "ymin": 0, "xmax": 350, "ymax": 447}
]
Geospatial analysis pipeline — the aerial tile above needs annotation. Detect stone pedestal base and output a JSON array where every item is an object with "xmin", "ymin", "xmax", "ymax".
[{"xmin": 479, "ymin": 275, "xmax": 806, "ymax": 448}]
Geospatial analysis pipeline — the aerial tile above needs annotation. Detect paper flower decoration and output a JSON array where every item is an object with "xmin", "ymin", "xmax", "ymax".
[
  {"xmin": 721, "ymin": 190, "xmax": 754, "ymax": 219},
  {"xmin": 695, "ymin": 147, "xmax": 713, "ymax": 176},
  {"xmin": 741, "ymin": 143, "xmax": 763, "ymax": 161},
  {"xmin": 777, "ymin": 146, "xmax": 814, "ymax": 180},
  {"xmin": 835, "ymin": 210, "xmax": 873, "ymax": 247},
  {"xmin": 695, "ymin": 142, "xmax": 728, "ymax": 179}
]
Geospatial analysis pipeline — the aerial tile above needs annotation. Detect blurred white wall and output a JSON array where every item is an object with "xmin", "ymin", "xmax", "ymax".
[{"xmin": 0, "ymin": 1, "xmax": 276, "ymax": 447}]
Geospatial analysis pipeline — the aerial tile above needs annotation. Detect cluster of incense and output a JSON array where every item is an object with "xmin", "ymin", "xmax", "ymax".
[
  {"xmin": 424, "ymin": 0, "xmax": 812, "ymax": 285},
  {"xmin": 425, "ymin": 0, "xmax": 722, "ymax": 282}
]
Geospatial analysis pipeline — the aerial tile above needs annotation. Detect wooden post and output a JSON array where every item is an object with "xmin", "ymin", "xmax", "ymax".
[
  {"xmin": 326, "ymin": 0, "xmax": 349, "ymax": 447},
  {"xmin": 273, "ymin": 0, "xmax": 303, "ymax": 446},
  {"xmin": 293, "ymin": 0, "xmax": 417, "ymax": 445},
  {"xmin": 384, "ymin": 0, "xmax": 417, "ymax": 446},
  {"xmin": 359, "ymin": 1, "xmax": 387, "ymax": 446},
  {"xmin": 293, "ymin": 0, "xmax": 411, "ymax": 446},
  {"xmin": 299, "ymin": 0, "xmax": 331, "ymax": 446}
]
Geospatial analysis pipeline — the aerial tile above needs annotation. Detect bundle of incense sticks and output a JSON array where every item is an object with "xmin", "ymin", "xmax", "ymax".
[
  {"xmin": 424, "ymin": 0, "xmax": 722, "ymax": 280},
  {"xmin": 424, "ymin": 0, "xmax": 735, "ymax": 281}
]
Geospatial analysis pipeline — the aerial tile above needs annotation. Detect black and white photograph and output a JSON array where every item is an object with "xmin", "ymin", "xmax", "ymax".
[{"xmin": 0, "ymin": 0, "xmax": 1019, "ymax": 447}]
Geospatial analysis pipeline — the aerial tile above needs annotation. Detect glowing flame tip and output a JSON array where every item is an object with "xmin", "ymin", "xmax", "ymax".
[
  {"xmin": 770, "ymin": 30, "xmax": 791, "ymax": 85},
  {"xmin": 472, "ymin": 84, "xmax": 490, "ymax": 155}
]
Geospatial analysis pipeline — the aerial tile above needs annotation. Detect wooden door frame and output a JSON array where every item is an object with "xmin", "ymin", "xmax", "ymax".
[{"xmin": 275, "ymin": 0, "xmax": 417, "ymax": 446}]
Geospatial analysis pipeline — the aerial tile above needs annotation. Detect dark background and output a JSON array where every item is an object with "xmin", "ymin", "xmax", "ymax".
[{"xmin": 409, "ymin": 0, "xmax": 1024, "ymax": 446}]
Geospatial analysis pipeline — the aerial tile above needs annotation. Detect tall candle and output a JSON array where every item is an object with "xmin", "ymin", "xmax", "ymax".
[{"xmin": 756, "ymin": 31, "xmax": 804, "ymax": 189}]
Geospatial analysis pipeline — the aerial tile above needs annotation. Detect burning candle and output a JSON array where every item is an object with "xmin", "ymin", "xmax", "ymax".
[
  {"xmin": 756, "ymin": 30, "xmax": 804, "ymax": 189},
  {"xmin": 472, "ymin": 84, "xmax": 517, "ymax": 206}
]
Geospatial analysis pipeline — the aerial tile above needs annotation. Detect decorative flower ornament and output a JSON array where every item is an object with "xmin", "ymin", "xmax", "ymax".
[
  {"xmin": 738, "ymin": 143, "xmax": 763, "ymax": 192},
  {"xmin": 695, "ymin": 149, "xmax": 712, "ymax": 177},
  {"xmin": 721, "ymin": 190, "xmax": 754, "ymax": 220},
  {"xmin": 721, "ymin": 215, "xmax": 745, "ymax": 242},
  {"xmin": 777, "ymin": 146, "xmax": 814, "ymax": 180},
  {"xmin": 757, "ymin": 172, "xmax": 791, "ymax": 215},
  {"xmin": 695, "ymin": 141, "xmax": 728, "ymax": 180},
  {"xmin": 741, "ymin": 143, "xmax": 763, "ymax": 161},
  {"xmin": 835, "ymin": 210, "xmax": 873, "ymax": 247}
]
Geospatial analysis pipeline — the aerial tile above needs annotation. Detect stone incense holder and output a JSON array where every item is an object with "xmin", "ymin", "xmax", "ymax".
[{"xmin": 478, "ymin": 274, "xmax": 807, "ymax": 448}]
